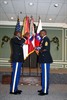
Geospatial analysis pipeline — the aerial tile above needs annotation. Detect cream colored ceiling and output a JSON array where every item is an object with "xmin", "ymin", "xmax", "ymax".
[{"xmin": 0, "ymin": 0, "xmax": 67, "ymax": 23}]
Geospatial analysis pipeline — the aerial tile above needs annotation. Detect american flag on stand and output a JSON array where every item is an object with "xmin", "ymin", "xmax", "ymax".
[{"xmin": 15, "ymin": 17, "xmax": 21, "ymax": 32}]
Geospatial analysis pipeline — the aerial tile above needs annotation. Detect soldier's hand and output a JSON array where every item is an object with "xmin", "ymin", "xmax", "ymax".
[{"xmin": 35, "ymin": 50, "xmax": 39, "ymax": 55}]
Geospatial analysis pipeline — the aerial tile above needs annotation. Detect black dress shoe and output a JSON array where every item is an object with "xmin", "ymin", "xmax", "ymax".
[
  {"xmin": 38, "ymin": 89, "xmax": 42, "ymax": 92},
  {"xmin": 17, "ymin": 90, "xmax": 22, "ymax": 93},
  {"xmin": 10, "ymin": 91, "xmax": 21, "ymax": 95},
  {"xmin": 38, "ymin": 92, "xmax": 48, "ymax": 96}
]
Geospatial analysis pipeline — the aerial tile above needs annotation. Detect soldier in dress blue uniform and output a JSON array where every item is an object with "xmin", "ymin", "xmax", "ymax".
[
  {"xmin": 10, "ymin": 31, "xmax": 25, "ymax": 95},
  {"xmin": 37, "ymin": 29, "xmax": 53, "ymax": 96}
]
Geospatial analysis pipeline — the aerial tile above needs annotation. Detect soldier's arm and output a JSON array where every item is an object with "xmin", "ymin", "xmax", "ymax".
[
  {"xmin": 39, "ymin": 40, "xmax": 49, "ymax": 52},
  {"xmin": 13, "ymin": 38, "xmax": 25, "ymax": 45}
]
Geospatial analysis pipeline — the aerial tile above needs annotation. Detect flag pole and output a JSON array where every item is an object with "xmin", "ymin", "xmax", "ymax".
[{"xmin": 29, "ymin": 54, "xmax": 31, "ymax": 76}]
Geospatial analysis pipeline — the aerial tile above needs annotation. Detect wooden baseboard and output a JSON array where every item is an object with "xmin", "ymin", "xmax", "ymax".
[{"xmin": 0, "ymin": 67, "xmax": 67, "ymax": 74}]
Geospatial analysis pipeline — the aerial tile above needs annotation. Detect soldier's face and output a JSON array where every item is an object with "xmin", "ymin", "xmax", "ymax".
[
  {"xmin": 17, "ymin": 32, "xmax": 21, "ymax": 38},
  {"xmin": 40, "ymin": 31, "xmax": 46, "ymax": 38}
]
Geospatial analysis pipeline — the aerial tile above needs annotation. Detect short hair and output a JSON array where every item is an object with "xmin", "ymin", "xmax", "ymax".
[
  {"xmin": 40, "ymin": 29, "xmax": 47, "ymax": 34},
  {"xmin": 14, "ymin": 31, "xmax": 21, "ymax": 36}
]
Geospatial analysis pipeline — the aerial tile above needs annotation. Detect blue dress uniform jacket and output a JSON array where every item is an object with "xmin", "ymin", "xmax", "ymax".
[
  {"xmin": 10, "ymin": 36, "xmax": 25, "ymax": 62},
  {"xmin": 10, "ymin": 36, "xmax": 25, "ymax": 93},
  {"xmin": 38, "ymin": 36, "xmax": 53, "ymax": 94},
  {"xmin": 38, "ymin": 36, "xmax": 53, "ymax": 63}
]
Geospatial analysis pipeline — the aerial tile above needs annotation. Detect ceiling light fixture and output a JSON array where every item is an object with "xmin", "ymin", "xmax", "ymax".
[
  {"xmin": 29, "ymin": 2, "xmax": 34, "ymax": 6},
  {"xmin": 11, "ymin": 17, "xmax": 14, "ymax": 20},
  {"xmin": 4, "ymin": 1, "xmax": 8, "ymax": 4},
  {"xmin": 49, "ymin": 18, "xmax": 52, "ymax": 21},
  {"xmin": 54, "ymin": 4, "xmax": 59, "ymax": 7},
  {"xmin": 20, "ymin": 12, "xmax": 22, "ymax": 14}
]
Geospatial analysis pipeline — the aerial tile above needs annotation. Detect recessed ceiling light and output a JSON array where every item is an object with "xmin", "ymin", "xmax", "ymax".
[
  {"xmin": 11, "ymin": 17, "xmax": 14, "ymax": 20},
  {"xmin": 49, "ymin": 18, "xmax": 52, "ymax": 21},
  {"xmin": 29, "ymin": 2, "xmax": 34, "ymax": 6},
  {"xmin": 4, "ymin": 1, "xmax": 8, "ymax": 4},
  {"xmin": 20, "ymin": 12, "xmax": 22, "ymax": 14},
  {"xmin": 54, "ymin": 4, "xmax": 59, "ymax": 7}
]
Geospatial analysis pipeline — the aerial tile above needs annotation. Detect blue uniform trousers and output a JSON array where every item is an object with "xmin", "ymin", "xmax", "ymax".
[
  {"xmin": 41, "ymin": 63, "xmax": 50, "ymax": 93},
  {"xmin": 10, "ymin": 62, "xmax": 22, "ymax": 93}
]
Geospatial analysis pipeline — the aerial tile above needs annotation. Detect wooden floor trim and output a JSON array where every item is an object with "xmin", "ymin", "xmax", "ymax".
[{"xmin": 0, "ymin": 67, "xmax": 67, "ymax": 74}]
